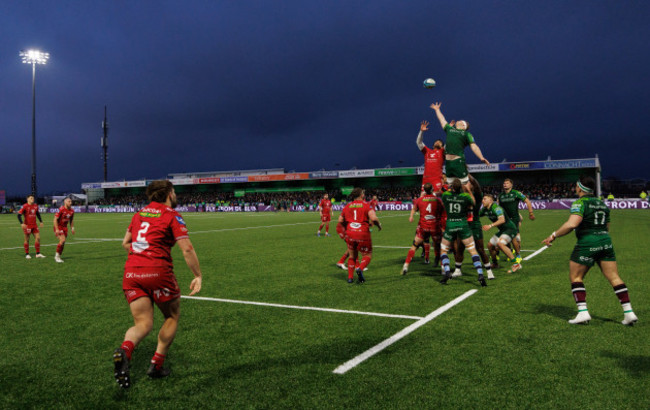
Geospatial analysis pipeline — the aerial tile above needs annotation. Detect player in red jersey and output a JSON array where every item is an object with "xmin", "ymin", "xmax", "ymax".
[
  {"xmin": 402, "ymin": 183, "xmax": 444, "ymax": 275},
  {"xmin": 113, "ymin": 180, "xmax": 203, "ymax": 389},
  {"xmin": 316, "ymin": 193, "xmax": 333, "ymax": 237},
  {"xmin": 17, "ymin": 194, "xmax": 45, "ymax": 259},
  {"xmin": 338, "ymin": 188, "xmax": 381, "ymax": 283},
  {"xmin": 417, "ymin": 120, "xmax": 445, "ymax": 193},
  {"xmin": 53, "ymin": 198, "xmax": 75, "ymax": 263},
  {"xmin": 369, "ymin": 195, "xmax": 379, "ymax": 212}
]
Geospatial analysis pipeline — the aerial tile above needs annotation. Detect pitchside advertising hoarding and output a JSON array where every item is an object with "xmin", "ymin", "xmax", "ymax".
[{"xmin": 40, "ymin": 199, "xmax": 648, "ymax": 213}]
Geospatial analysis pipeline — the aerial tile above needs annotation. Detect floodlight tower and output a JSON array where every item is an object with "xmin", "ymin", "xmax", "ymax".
[
  {"xmin": 20, "ymin": 49, "xmax": 50, "ymax": 198},
  {"xmin": 101, "ymin": 106, "xmax": 109, "ymax": 181}
]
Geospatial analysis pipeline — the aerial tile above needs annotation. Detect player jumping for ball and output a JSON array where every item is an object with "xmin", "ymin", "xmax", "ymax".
[{"xmin": 430, "ymin": 102, "xmax": 489, "ymax": 189}]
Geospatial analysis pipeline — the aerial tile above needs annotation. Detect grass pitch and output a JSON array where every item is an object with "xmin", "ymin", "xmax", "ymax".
[{"xmin": 0, "ymin": 210, "xmax": 648, "ymax": 409}]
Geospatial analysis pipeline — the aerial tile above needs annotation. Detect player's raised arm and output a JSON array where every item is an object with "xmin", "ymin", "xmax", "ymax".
[
  {"xmin": 469, "ymin": 143, "xmax": 490, "ymax": 165},
  {"xmin": 177, "ymin": 238, "xmax": 203, "ymax": 295},
  {"xmin": 417, "ymin": 121, "xmax": 429, "ymax": 151},
  {"xmin": 430, "ymin": 102, "xmax": 448, "ymax": 129}
]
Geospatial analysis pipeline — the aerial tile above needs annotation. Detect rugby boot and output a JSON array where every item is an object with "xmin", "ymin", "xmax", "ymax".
[
  {"xmin": 113, "ymin": 348, "xmax": 131, "ymax": 389},
  {"xmin": 568, "ymin": 311, "xmax": 591, "ymax": 325},
  {"xmin": 147, "ymin": 363, "xmax": 171, "ymax": 378}
]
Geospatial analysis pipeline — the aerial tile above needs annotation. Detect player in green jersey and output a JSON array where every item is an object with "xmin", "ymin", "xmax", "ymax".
[
  {"xmin": 542, "ymin": 176, "xmax": 637, "ymax": 326},
  {"xmin": 430, "ymin": 102, "xmax": 489, "ymax": 188},
  {"xmin": 498, "ymin": 179, "xmax": 535, "ymax": 262},
  {"xmin": 452, "ymin": 176, "xmax": 495, "ymax": 279},
  {"xmin": 481, "ymin": 194, "xmax": 522, "ymax": 274},
  {"xmin": 440, "ymin": 179, "xmax": 486, "ymax": 287}
]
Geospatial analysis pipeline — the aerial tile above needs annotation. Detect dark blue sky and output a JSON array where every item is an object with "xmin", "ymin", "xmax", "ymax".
[{"xmin": 2, "ymin": 1, "xmax": 649, "ymax": 195}]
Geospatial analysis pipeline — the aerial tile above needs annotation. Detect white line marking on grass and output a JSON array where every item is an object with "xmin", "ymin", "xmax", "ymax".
[
  {"xmin": 0, "ymin": 238, "xmax": 122, "ymax": 251},
  {"xmin": 374, "ymin": 245, "xmax": 412, "ymax": 249},
  {"xmin": 523, "ymin": 245, "xmax": 549, "ymax": 261},
  {"xmin": 190, "ymin": 221, "xmax": 317, "ymax": 235},
  {"xmin": 181, "ymin": 295, "xmax": 423, "ymax": 320},
  {"xmin": 332, "ymin": 289, "xmax": 478, "ymax": 375}
]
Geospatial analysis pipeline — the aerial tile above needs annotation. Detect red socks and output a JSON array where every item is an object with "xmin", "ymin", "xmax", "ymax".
[
  {"xmin": 347, "ymin": 258, "xmax": 355, "ymax": 280},
  {"xmin": 56, "ymin": 243, "xmax": 65, "ymax": 255},
  {"xmin": 338, "ymin": 252, "xmax": 348, "ymax": 264},
  {"xmin": 121, "ymin": 340, "xmax": 135, "ymax": 360},
  {"xmin": 24, "ymin": 243, "xmax": 29, "ymax": 254},
  {"xmin": 405, "ymin": 249, "xmax": 415, "ymax": 264},
  {"xmin": 151, "ymin": 352, "xmax": 166, "ymax": 370},
  {"xmin": 35, "ymin": 243, "xmax": 40, "ymax": 254},
  {"xmin": 358, "ymin": 255, "xmax": 371, "ymax": 271},
  {"xmin": 424, "ymin": 243, "xmax": 431, "ymax": 260}
]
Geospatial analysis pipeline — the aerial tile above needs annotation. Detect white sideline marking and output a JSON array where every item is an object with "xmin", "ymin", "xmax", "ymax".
[
  {"xmin": 0, "ymin": 238, "xmax": 122, "ymax": 251},
  {"xmin": 181, "ymin": 295, "xmax": 423, "ymax": 320},
  {"xmin": 332, "ymin": 289, "xmax": 478, "ymax": 375},
  {"xmin": 523, "ymin": 245, "xmax": 549, "ymax": 261}
]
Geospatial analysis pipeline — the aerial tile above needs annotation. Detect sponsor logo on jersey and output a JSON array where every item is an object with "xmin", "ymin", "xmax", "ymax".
[
  {"xmin": 175, "ymin": 216, "xmax": 186, "ymax": 225},
  {"xmin": 139, "ymin": 211, "xmax": 162, "ymax": 218},
  {"xmin": 424, "ymin": 215, "xmax": 435, "ymax": 220},
  {"xmin": 349, "ymin": 222, "xmax": 362, "ymax": 229},
  {"xmin": 349, "ymin": 204, "xmax": 364, "ymax": 208}
]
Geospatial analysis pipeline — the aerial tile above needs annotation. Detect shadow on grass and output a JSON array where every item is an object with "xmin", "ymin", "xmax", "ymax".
[
  {"xmin": 532, "ymin": 304, "xmax": 617, "ymax": 324},
  {"xmin": 600, "ymin": 351, "xmax": 650, "ymax": 378}
]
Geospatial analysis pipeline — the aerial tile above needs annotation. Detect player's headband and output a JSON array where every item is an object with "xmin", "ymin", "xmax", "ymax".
[{"xmin": 577, "ymin": 181, "xmax": 593, "ymax": 193}]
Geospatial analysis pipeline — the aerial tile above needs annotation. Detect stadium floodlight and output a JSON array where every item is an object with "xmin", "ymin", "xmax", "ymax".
[
  {"xmin": 20, "ymin": 49, "xmax": 50, "ymax": 198},
  {"xmin": 20, "ymin": 49, "xmax": 50, "ymax": 65}
]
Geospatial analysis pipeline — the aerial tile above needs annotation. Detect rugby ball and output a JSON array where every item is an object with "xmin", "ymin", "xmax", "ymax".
[{"xmin": 423, "ymin": 78, "xmax": 436, "ymax": 89}]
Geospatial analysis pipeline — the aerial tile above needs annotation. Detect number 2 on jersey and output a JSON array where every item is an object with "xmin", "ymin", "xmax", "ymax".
[{"xmin": 133, "ymin": 221, "xmax": 150, "ymax": 253}]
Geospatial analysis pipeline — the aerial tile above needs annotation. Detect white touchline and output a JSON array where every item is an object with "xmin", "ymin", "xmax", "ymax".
[
  {"xmin": 332, "ymin": 289, "xmax": 478, "ymax": 375},
  {"xmin": 523, "ymin": 245, "xmax": 549, "ymax": 261},
  {"xmin": 0, "ymin": 238, "xmax": 122, "ymax": 251},
  {"xmin": 181, "ymin": 295, "xmax": 423, "ymax": 320}
]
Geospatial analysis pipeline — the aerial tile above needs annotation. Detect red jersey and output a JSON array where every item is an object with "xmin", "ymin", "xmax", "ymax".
[
  {"xmin": 319, "ymin": 199, "xmax": 332, "ymax": 215},
  {"xmin": 124, "ymin": 202, "xmax": 190, "ymax": 270},
  {"xmin": 414, "ymin": 194, "xmax": 444, "ymax": 230},
  {"xmin": 340, "ymin": 200, "xmax": 372, "ymax": 234},
  {"xmin": 369, "ymin": 199, "xmax": 378, "ymax": 211},
  {"xmin": 55, "ymin": 206, "xmax": 75, "ymax": 229},
  {"xmin": 421, "ymin": 146, "xmax": 444, "ymax": 180},
  {"xmin": 18, "ymin": 203, "xmax": 40, "ymax": 227}
]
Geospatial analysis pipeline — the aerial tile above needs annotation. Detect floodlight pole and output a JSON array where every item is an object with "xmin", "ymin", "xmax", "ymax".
[
  {"xmin": 30, "ymin": 62, "xmax": 37, "ymax": 197},
  {"xmin": 20, "ymin": 49, "xmax": 49, "ymax": 199}
]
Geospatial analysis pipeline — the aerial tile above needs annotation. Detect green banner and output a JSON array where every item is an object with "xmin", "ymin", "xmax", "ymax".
[{"xmin": 374, "ymin": 168, "xmax": 416, "ymax": 177}]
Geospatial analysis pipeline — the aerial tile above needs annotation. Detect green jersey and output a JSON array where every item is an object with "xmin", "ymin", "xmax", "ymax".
[
  {"xmin": 441, "ymin": 191, "xmax": 474, "ymax": 222},
  {"xmin": 498, "ymin": 189, "xmax": 527, "ymax": 223},
  {"xmin": 570, "ymin": 195, "xmax": 610, "ymax": 240},
  {"xmin": 443, "ymin": 124, "xmax": 475, "ymax": 157},
  {"xmin": 480, "ymin": 203, "xmax": 517, "ymax": 233}
]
